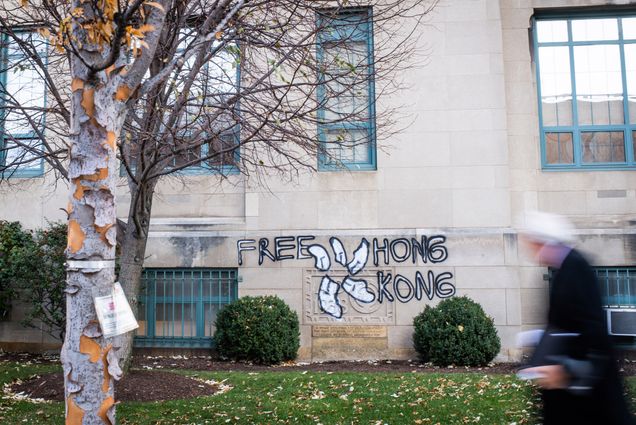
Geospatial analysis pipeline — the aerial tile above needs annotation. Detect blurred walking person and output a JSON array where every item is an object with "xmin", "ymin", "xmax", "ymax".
[{"xmin": 520, "ymin": 211, "xmax": 634, "ymax": 425}]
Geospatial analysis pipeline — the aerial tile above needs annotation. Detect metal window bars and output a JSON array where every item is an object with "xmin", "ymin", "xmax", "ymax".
[
  {"xmin": 594, "ymin": 267, "xmax": 636, "ymax": 308},
  {"xmin": 134, "ymin": 268, "xmax": 238, "ymax": 348}
]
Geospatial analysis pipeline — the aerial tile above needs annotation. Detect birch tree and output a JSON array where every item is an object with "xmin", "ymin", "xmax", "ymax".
[{"xmin": 0, "ymin": 0, "xmax": 436, "ymax": 422}]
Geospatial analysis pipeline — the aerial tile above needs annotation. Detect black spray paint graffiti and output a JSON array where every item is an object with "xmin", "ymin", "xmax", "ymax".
[{"xmin": 236, "ymin": 235, "xmax": 456, "ymax": 319}]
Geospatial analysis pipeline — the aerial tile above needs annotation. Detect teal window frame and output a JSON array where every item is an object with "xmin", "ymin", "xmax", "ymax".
[
  {"xmin": 0, "ymin": 31, "xmax": 46, "ymax": 178},
  {"xmin": 316, "ymin": 8, "xmax": 377, "ymax": 171},
  {"xmin": 134, "ymin": 268, "xmax": 238, "ymax": 348},
  {"xmin": 594, "ymin": 266, "xmax": 636, "ymax": 307},
  {"xmin": 533, "ymin": 13, "xmax": 636, "ymax": 170}
]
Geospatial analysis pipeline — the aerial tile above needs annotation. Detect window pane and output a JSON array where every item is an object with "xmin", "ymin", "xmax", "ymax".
[
  {"xmin": 324, "ymin": 83, "xmax": 369, "ymax": 121},
  {"xmin": 572, "ymin": 18, "xmax": 618, "ymax": 41},
  {"xmin": 320, "ymin": 11, "xmax": 370, "ymax": 41},
  {"xmin": 169, "ymin": 132, "xmax": 237, "ymax": 169},
  {"xmin": 135, "ymin": 308, "xmax": 148, "ymax": 336},
  {"xmin": 600, "ymin": 269, "xmax": 619, "ymax": 304},
  {"xmin": 3, "ymin": 139, "xmax": 40, "ymax": 170},
  {"xmin": 165, "ymin": 37, "xmax": 239, "ymax": 171},
  {"xmin": 173, "ymin": 145, "xmax": 202, "ymax": 168},
  {"xmin": 4, "ymin": 33, "xmax": 46, "ymax": 57},
  {"xmin": 204, "ymin": 304, "xmax": 221, "ymax": 337},
  {"xmin": 324, "ymin": 128, "xmax": 370, "ymax": 165},
  {"xmin": 581, "ymin": 131, "xmax": 625, "ymax": 163},
  {"xmin": 155, "ymin": 303, "xmax": 195, "ymax": 337},
  {"xmin": 136, "ymin": 297, "xmax": 148, "ymax": 337},
  {"xmin": 206, "ymin": 48, "xmax": 239, "ymax": 96},
  {"xmin": 536, "ymin": 20, "xmax": 568, "ymax": 43},
  {"xmin": 632, "ymin": 131, "xmax": 636, "ymax": 160},
  {"xmin": 206, "ymin": 131, "xmax": 237, "ymax": 167},
  {"xmin": 203, "ymin": 278, "xmax": 231, "ymax": 298},
  {"xmin": 622, "ymin": 17, "xmax": 636, "ymax": 40},
  {"xmin": 545, "ymin": 132, "xmax": 573, "ymax": 164},
  {"xmin": 323, "ymin": 41, "xmax": 370, "ymax": 121},
  {"xmin": 574, "ymin": 45, "xmax": 623, "ymax": 125},
  {"xmin": 176, "ymin": 47, "xmax": 238, "ymax": 127},
  {"xmin": 538, "ymin": 46, "xmax": 572, "ymax": 126},
  {"xmin": 155, "ymin": 274, "xmax": 196, "ymax": 297},
  {"xmin": 3, "ymin": 58, "xmax": 46, "ymax": 135},
  {"xmin": 597, "ymin": 269, "xmax": 636, "ymax": 306},
  {"xmin": 623, "ymin": 44, "xmax": 636, "ymax": 123},
  {"xmin": 154, "ymin": 276, "xmax": 168, "ymax": 297},
  {"xmin": 620, "ymin": 270, "xmax": 636, "ymax": 304}
]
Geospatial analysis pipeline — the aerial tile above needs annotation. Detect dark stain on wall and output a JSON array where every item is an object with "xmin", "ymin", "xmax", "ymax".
[{"xmin": 169, "ymin": 236, "xmax": 227, "ymax": 267}]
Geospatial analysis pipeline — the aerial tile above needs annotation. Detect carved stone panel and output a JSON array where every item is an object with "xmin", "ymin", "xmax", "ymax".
[{"xmin": 303, "ymin": 268, "xmax": 395, "ymax": 324}]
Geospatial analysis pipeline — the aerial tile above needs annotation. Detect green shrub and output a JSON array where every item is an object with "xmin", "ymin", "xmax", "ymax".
[
  {"xmin": 214, "ymin": 295, "xmax": 300, "ymax": 364},
  {"xmin": 0, "ymin": 221, "xmax": 67, "ymax": 338},
  {"xmin": 413, "ymin": 296, "xmax": 500, "ymax": 367},
  {"xmin": 21, "ymin": 223, "xmax": 67, "ymax": 340},
  {"xmin": 0, "ymin": 221, "xmax": 36, "ymax": 320}
]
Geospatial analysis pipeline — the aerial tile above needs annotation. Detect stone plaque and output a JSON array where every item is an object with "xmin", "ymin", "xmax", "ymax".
[{"xmin": 312, "ymin": 325, "xmax": 387, "ymax": 338}]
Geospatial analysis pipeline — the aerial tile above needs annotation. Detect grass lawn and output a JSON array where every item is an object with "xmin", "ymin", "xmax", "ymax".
[{"xmin": 0, "ymin": 359, "xmax": 589, "ymax": 425}]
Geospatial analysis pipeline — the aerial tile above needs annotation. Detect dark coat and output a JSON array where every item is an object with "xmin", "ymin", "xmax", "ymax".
[{"xmin": 542, "ymin": 248, "xmax": 634, "ymax": 425}]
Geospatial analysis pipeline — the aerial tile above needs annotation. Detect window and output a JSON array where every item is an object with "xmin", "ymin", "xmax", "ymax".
[
  {"xmin": 171, "ymin": 129, "xmax": 239, "ymax": 173},
  {"xmin": 317, "ymin": 8, "xmax": 376, "ymax": 171},
  {"xmin": 135, "ymin": 268, "xmax": 238, "ymax": 348},
  {"xmin": 124, "ymin": 38, "xmax": 240, "ymax": 176},
  {"xmin": 168, "ymin": 37, "xmax": 240, "ymax": 175},
  {"xmin": 534, "ymin": 15, "xmax": 636, "ymax": 169},
  {"xmin": 595, "ymin": 267, "xmax": 636, "ymax": 307},
  {"xmin": 0, "ymin": 32, "xmax": 46, "ymax": 177}
]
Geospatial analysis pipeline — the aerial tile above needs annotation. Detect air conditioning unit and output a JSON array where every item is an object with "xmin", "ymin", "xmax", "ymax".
[{"xmin": 606, "ymin": 308, "xmax": 636, "ymax": 336}]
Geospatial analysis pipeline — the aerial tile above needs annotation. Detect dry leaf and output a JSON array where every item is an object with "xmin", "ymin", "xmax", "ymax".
[{"xmin": 145, "ymin": 1, "xmax": 165, "ymax": 12}]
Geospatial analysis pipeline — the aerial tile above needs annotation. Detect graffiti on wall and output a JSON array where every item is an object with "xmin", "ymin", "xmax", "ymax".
[{"xmin": 236, "ymin": 235, "xmax": 456, "ymax": 319}]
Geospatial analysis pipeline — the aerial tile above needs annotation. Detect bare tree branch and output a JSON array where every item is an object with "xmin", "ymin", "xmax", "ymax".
[{"xmin": 0, "ymin": 2, "xmax": 437, "ymax": 417}]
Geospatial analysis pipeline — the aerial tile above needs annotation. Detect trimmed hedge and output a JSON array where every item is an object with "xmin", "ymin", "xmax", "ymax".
[
  {"xmin": 413, "ymin": 296, "xmax": 500, "ymax": 366},
  {"xmin": 214, "ymin": 295, "xmax": 300, "ymax": 364}
]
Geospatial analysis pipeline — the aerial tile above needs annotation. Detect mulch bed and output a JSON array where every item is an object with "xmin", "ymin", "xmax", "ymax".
[
  {"xmin": 4, "ymin": 351, "xmax": 636, "ymax": 402},
  {"xmin": 7, "ymin": 370, "xmax": 222, "ymax": 402},
  {"xmin": 133, "ymin": 355, "xmax": 522, "ymax": 374},
  {"xmin": 131, "ymin": 353, "xmax": 636, "ymax": 375}
]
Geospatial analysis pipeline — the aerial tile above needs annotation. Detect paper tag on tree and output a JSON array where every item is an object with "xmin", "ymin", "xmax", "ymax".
[{"xmin": 94, "ymin": 282, "xmax": 139, "ymax": 338}]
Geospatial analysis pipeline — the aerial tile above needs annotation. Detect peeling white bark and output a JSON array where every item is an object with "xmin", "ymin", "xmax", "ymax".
[
  {"xmin": 62, "ymin": 63, "xmax": 124, "ymax": 425},
  {"xmin": 63, "ymin": 266, "xmax": 118, "ymax": 424}
]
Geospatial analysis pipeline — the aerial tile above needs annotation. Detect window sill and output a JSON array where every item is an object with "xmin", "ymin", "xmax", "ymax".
[
  {"xmin": 542, "ymin": 164, "xmax": 636, "ymax": 172},
  {"xmin": 172, "ymin": 165, "xmax": 240, "ymax": 176},
  {"xmin": 1, "ymin": 169, "xmax": 44, "ymax": 178},
  {"xmin": 318, "ymin": 163, "xmax": 377, "ymax": 172}
]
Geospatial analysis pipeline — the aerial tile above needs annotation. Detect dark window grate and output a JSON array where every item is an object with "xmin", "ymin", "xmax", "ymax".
[{"xmin": 134, "ymin": 268, "xmax": 238, "ymax": 348}]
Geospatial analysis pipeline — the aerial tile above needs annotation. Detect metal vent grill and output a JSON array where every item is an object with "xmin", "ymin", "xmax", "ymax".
[{"xmin": 607, "ymin": 309, "xmax": 636, "ymax": 336}]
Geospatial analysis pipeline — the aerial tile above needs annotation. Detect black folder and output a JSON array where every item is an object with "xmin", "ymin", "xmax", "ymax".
[{"xmin": 526, "ymin": 330, "xmax": 580, "ymax": 368}]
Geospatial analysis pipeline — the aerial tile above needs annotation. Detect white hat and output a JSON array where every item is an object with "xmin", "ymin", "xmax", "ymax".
[{"xmin": 521, "ymin": 211, "xmax": 576, "ymax": 245}]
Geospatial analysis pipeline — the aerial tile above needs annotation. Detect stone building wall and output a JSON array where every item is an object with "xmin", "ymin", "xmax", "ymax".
[{"xmin": 1, "ymin": 0, "xmax": 635, "ymax": 361}]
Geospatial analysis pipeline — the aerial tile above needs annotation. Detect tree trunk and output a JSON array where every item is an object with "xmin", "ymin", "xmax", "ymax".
[
  {"xmin": 61, "ymin": 88, "xmax": 121, "ymax": 423},
  {"xmin": 117, "ymin": 181, "xmax": 156, "ymax": 372},
  {"xmin": 61, "ymin": 31, "xmax": 130, "ymax": 420}
]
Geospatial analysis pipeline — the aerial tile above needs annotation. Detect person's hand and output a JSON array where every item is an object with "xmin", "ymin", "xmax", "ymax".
[{"xmin": 525, "ymin": 365, "xmax": 569, "ymax": 389}]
